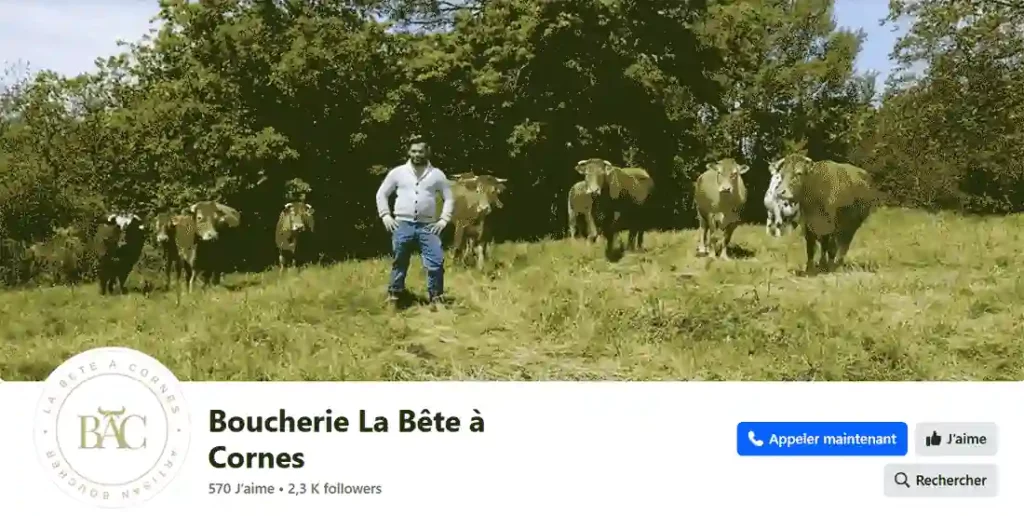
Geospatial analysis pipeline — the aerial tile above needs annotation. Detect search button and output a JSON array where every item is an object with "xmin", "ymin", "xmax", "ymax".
[
  {"xmin": 893, "ymin": 471, "xmax": 911, "ymax": 488},
  {"xmin": 884, "ymin": 463, "xmax": 998, "ymax": 497}
]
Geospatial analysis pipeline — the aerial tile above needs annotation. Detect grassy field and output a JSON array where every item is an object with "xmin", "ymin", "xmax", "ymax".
[{"xmin": 2, "ymin": 207, "xmax": 1022, "ymax": 381}]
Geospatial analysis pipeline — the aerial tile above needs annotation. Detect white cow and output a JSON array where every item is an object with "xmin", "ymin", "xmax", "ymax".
[{"xmin": 764, "ymin": 159, "xmax": 800, "ymax": 237}]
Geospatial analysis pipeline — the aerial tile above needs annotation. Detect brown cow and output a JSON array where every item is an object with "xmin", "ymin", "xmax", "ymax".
[
  {"xmin": 173, "ymin": 201, "xmax": 241, "ymax": 292},
  {"xmin": 574, "ymin": 158, "xmax": 654, "ymax": 259},
  {"xmin": 439, "ymin": 173, "xmax": 507, "ymax": 270},
  {"xmin": 694, "ymin": 158, "xmax": 749, "ymax": 259},
  {"xmin": 275, "ymin": 201, "xmax": 315, "ymax": 272},
  {"xmin": 772, "ymin": 155, "xmax": 877, "ymax": 274}
]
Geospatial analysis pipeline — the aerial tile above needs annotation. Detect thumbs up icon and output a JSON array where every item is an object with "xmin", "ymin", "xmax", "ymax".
[{"xmin": 925, "ymin": 431, "xmax": 942, "ymax": 447}]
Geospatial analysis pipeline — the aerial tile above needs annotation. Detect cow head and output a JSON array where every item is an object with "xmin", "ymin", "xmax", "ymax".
[
  {"xmin": 454, "ymin": 174, "xmax": 508, "ymax": 217},
  {"xmin": 772, "ymin": 154, "xmax": 813, "ymax": 202},
  {"xmin": 281, "ymin": 202, "xmax": 315, "ymax": 233},
  {"xmin": 471, "ymin": 175, "xmax": 507, "ymax": 210},
  {"xmin": 706, "ymin": 158, "xmax": 749, "ymax": 195},
  {"xmin": 575, "ymin": 158, "xmax": 615, "ymax": 196},
  {"xmin": 105, "ymin": 213, "xmax": 146, "ymax": 247},
  {"xmin": 186, "ymin": 201, "xmax": 241, "ymax": 241},
  {"xmin": 153, "ymin": 212, "xmax": 177, "ymax": 244}
]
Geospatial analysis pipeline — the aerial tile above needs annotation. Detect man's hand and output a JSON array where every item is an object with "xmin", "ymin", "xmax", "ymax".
[
  {"xmin": 429, "ymin": 219, "xmax": 447, "ymax": 235},
  {"xmin": 382, "ymin": 215, "xmax": 398, "ymax": 232}
]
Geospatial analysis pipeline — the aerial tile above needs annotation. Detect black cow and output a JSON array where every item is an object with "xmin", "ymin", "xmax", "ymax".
[{"xmin": 92, "ymin": 213, "xmax": 147, "ymax": 295}]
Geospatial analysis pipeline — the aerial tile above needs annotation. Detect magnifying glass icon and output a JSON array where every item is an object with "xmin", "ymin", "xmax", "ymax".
[{"xmin": 894, "ymin": 472, "xmax": 910, "ymax": 488}]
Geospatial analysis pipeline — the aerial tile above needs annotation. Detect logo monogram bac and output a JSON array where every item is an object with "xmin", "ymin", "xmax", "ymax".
[{"xmin": 34, "ymin": 347, "xmax": 191, "ymax": 509}]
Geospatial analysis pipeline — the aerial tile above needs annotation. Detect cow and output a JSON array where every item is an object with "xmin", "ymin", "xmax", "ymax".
[
  {"xmin": 275, "ymin": 201, "xmax": 315, "ymax": 272},
  {"xmin": 764, "ymin": 160, "xmax": 800, "ymax": 237},
  {"xmin": 694, "ymin": 158, "xmax": 749, "ymax": 259},
  {"xmin": 152, "ymin": 211, "xmax": 182, "ymax": 290},
  {"xmin": 92, "ymin": 213, "xmax": 147, "ymax": 295},
  {"xmin": 440, "ymin": 173, "xmax": 507, "ymax": 270},
  {"xmin": 567, "ymin": 180, "xmax": 598, "ymax": 241},
  {"xmin": 574, "ymin": 158, "xmax": 654, "ymax": 260},
  {"xmin": 772, "ymin": 154, "xmax": 877, "ymax": 274},
  {"xmin": 174, "ymin": 201, "xmax": 241, "ymax": 292}
]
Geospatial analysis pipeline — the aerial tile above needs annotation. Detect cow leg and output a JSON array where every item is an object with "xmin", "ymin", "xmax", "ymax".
[
  {"xmin": 696, "ymin": 212, "xmax": 709, "ymax": 256},
  {"xmin": 835, "ymin": 205, "xmax": 868, "ymax": 266},
  {"xmin": 635, "ymin": 210, "xmax": 645, "ymax": 251},
  {"xmin": 452, "ymin": 224, "xmax": 465, "ymax": 263},
  {"xmin": 721, "ymin": 223, "xmax": 737, "ymax": 260},
  {"xmin": 476, "ymin": 220, "xmax": 488, "ymax": 271},
  {"xmin": 568, "ymin": 212, "xmax": 577, "ymax": 239},
  {"xmin": 279, "ymin": 252, "xmax": 286, "ymax": 275},
  {"xmin": 184, "ymin": 262, "xmax": 195, "ymax": 294},
  {"xmin": 803, "ymin": 227, "xmax": 818, "ymax": 274},
  {"xmin": 601, "ymin": 206, "xmax": 618, "ymax": 258},
  {"xmin": 164, "ymin": 253, "xmax": 173, "ymax": 290},
  {"xmin": 476, "ymin": 242, "xmax": 486, "ymax": 271},
  {"xmin": 585, "ymin": 211, "xmax": 598, "ymax": 243},
  {"xmin": 816, "ymin": 235, "xmax": 832, "ymax": 272},
  {"xmin": 819, "ymin": 234, "xmax": 835, "ymax": 272}
]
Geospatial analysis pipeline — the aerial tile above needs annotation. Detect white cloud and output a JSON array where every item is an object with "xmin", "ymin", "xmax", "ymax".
[{"xmin": 0, "ymin": 0, "xmax": 159, "ymax": 78}]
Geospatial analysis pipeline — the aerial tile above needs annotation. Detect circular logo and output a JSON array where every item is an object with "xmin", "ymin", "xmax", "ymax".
[{"xmin": 33, "ymin": 347, "xmax": 191, "ymax": 508}]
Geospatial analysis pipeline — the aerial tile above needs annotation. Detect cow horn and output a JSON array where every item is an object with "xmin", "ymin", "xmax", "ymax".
[
  {"xmin": 802, "ymin": 156, "xmax": 812, "ymax": 163},
  {"xmin": 188, "ymin": 203, "xmax": 198, "ymax": 213},
  {"xmin": 495, "ymin": 177, "xmax": 507, "ymax": 183},
  {"xmin": 305, "ymin": 203, "xmax": 312, "ymax": 210},
  {"xmin": 285, "ymin": 202, "xmax": 293, "ymax": 209},
  {"xmin": 602, "ymin": 160, "xmax": 612, "ymax": 168},
  {"xmin": 576, "ymin": 160, "xmax": 586, "ymax": 166},
  {"xmin": 107, "ymin": 214, "xmax": 117, "ymax": 222}
]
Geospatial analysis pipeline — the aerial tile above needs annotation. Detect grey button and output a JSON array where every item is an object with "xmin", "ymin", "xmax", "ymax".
[
  {"xmin": 915, "ymin": 422, "xmax": 998, "ymax": 456},
  {"xmin": 884, "ymin": 463, "xmax": 997, "ymax": 497}
]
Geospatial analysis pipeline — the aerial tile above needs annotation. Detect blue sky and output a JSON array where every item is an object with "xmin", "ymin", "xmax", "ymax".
[{"xmin": 0, "ymin": 0, "xmax": 903, "ymax": 90}]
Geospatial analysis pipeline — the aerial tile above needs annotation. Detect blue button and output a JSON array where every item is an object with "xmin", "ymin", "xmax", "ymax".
[{"xmin": 737, "ymin": 422, "xmax": 908, "ymax": 456}]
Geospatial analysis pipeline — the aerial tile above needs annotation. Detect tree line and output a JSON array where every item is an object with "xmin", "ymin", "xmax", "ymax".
[{"xmin": 1, "ymin": 0, "xmax": 1020, "ymax": 286}]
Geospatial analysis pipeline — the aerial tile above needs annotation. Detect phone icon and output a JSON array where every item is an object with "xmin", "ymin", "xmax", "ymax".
[{"xmin": 748, "ymin": 430, "xmax": 764, "ymax": 447}]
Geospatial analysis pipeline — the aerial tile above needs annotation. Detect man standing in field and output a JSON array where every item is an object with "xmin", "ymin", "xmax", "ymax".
[{"xmin": 375, "ymin": 137, "xmax": 454, "ymax": 307}]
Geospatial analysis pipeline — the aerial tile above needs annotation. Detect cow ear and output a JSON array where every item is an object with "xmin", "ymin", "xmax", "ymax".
[
  {"xmin": 188, "ymin": 203, "xmax": 198, "ymax": 213},
  {"xmin": 739, "ymin": 165, "xmax": 749, "ymax": 175}
]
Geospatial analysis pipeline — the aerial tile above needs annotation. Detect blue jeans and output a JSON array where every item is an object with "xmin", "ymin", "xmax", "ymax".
[{"xmin": 389, "ymin": 220, "xmax": 444, "ymax": 298}]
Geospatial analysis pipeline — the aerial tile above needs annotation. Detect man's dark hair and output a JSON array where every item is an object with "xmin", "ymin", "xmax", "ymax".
[{"xmin": 407, "ymin": 134, "xmax": 430, "ymax": 151}]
